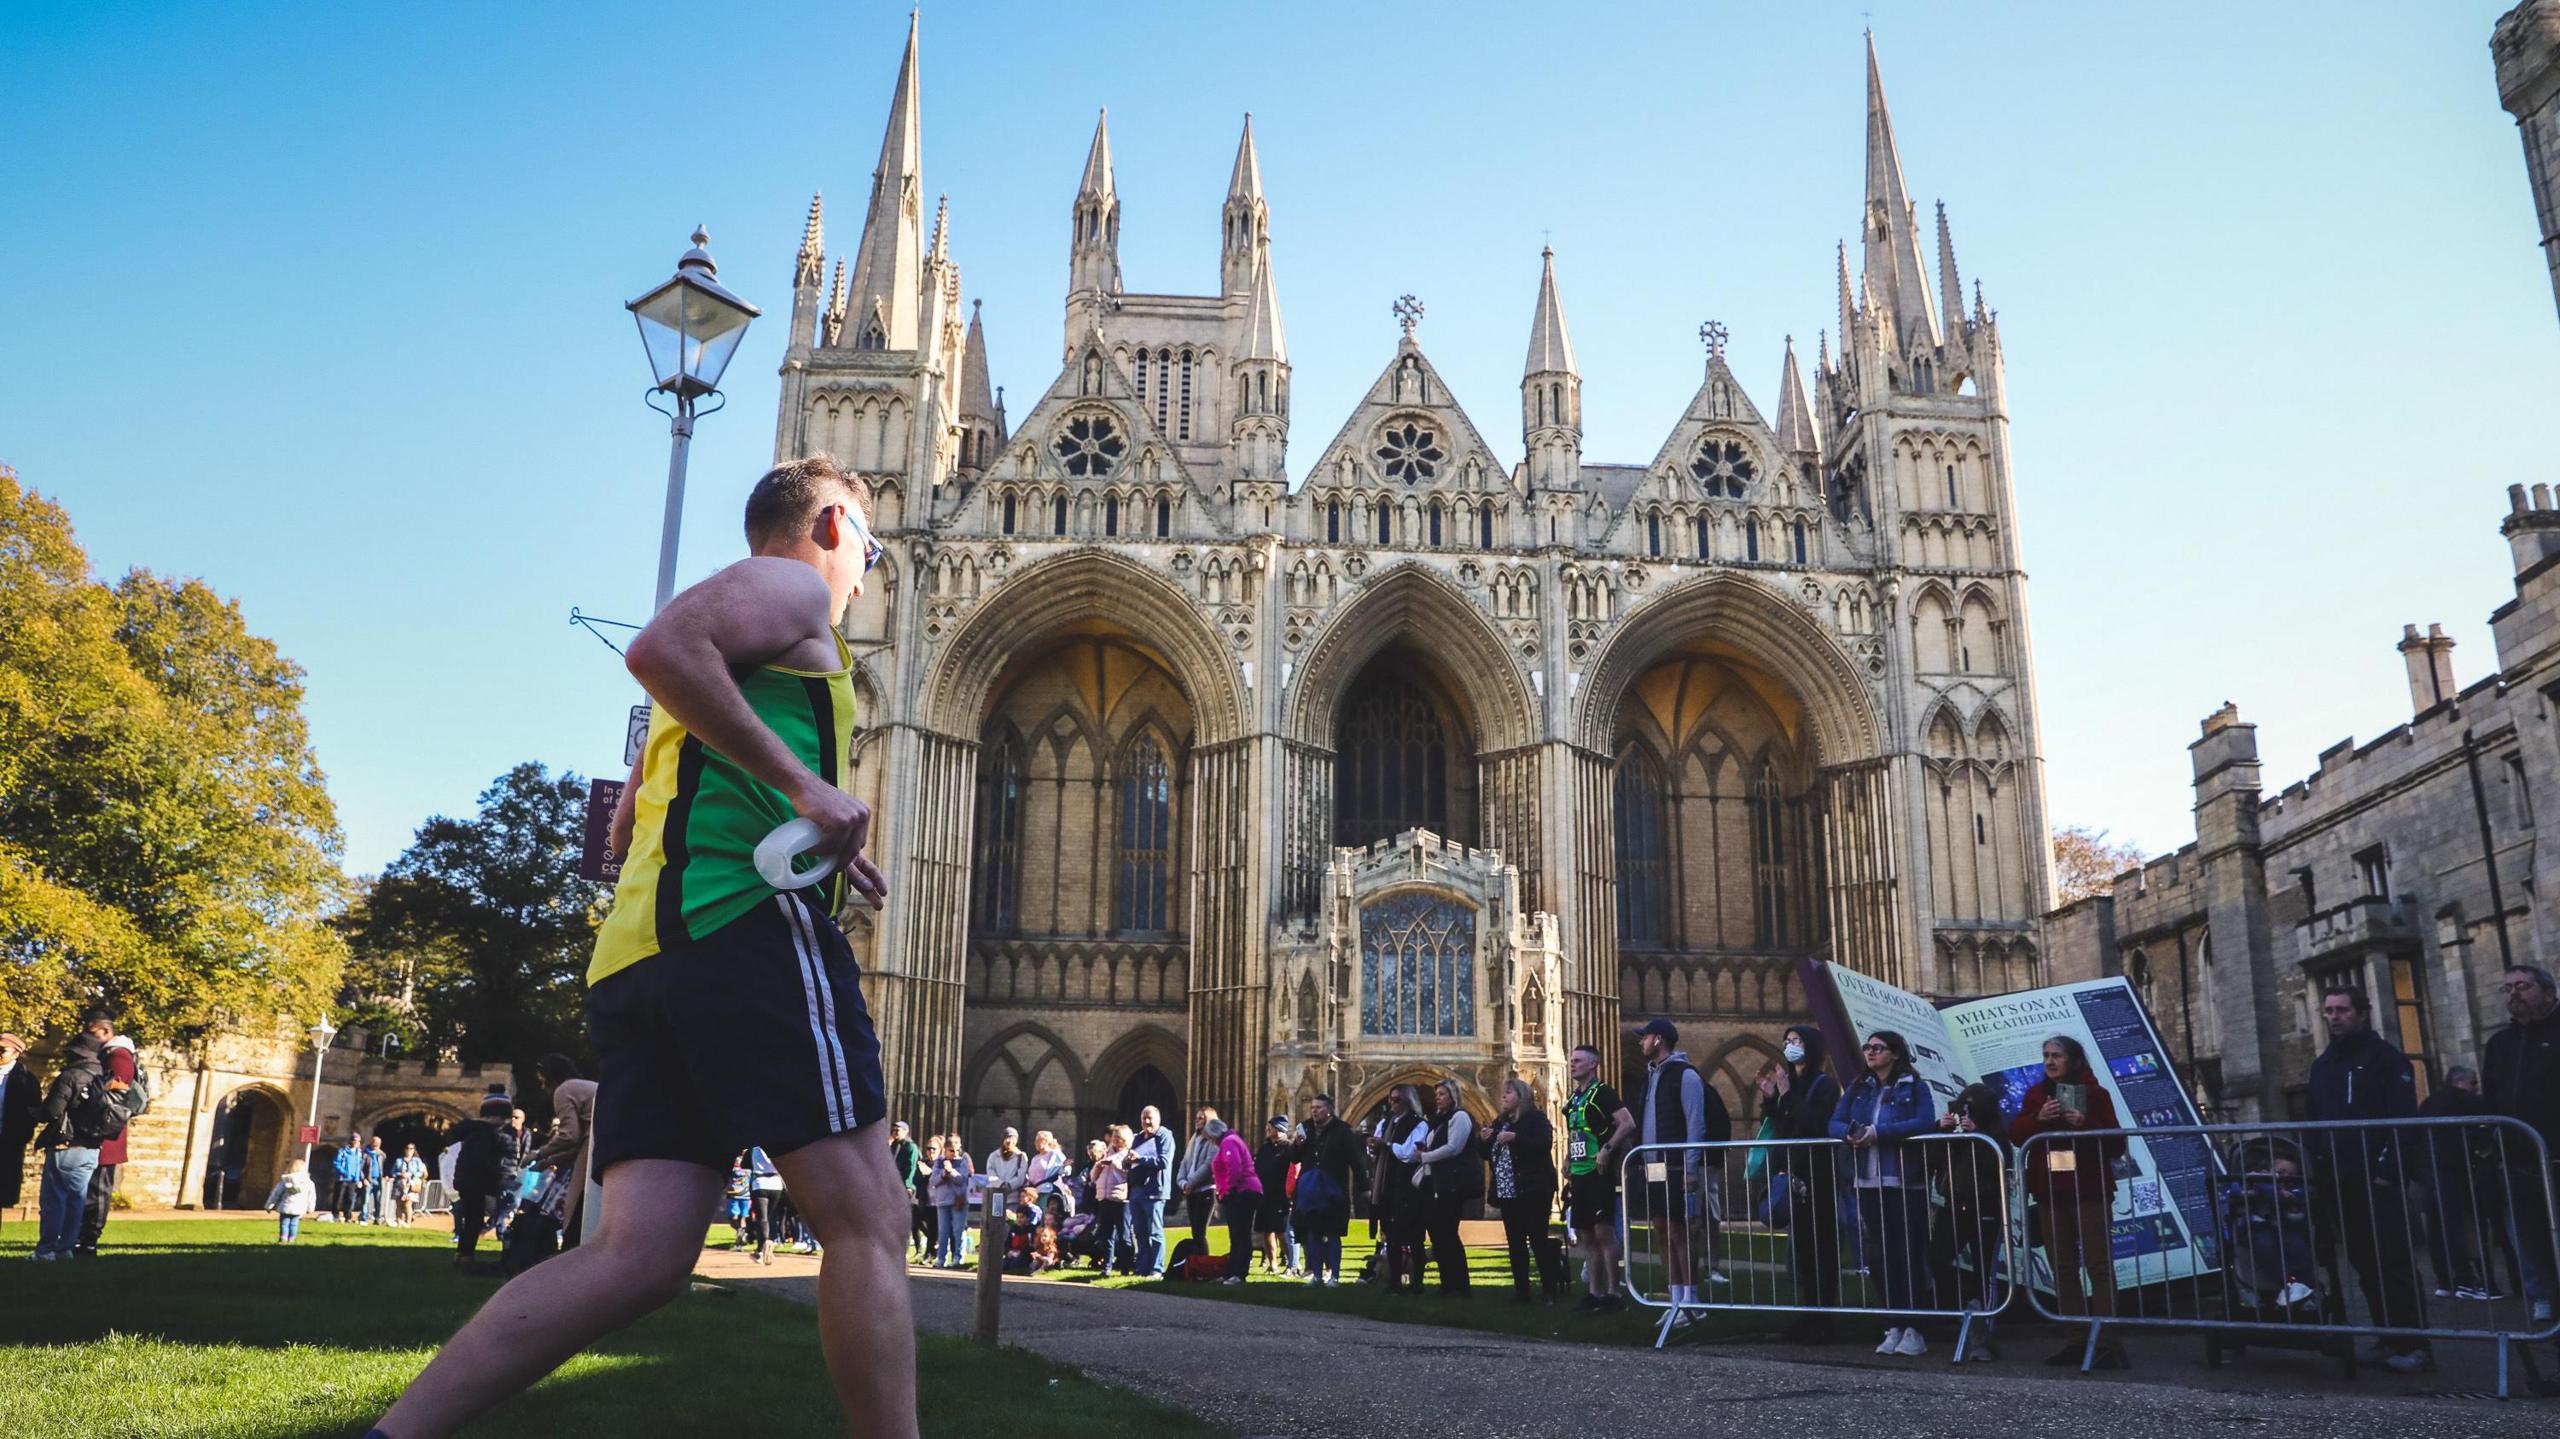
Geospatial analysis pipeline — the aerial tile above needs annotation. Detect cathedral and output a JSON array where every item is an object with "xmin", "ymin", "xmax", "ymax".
[{"xmin": 774, "ymin": 18, "xmax": 2057, "ymax": 1149}]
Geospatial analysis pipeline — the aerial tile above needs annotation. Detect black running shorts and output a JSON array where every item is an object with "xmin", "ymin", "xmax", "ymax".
[
  {"xmin": 588, "ymin": 892, "xmax": 888, "ymax": 1176},
  {"xmin": 1566, "ymin": 1171, "xmax": 1620, "ymax": 1233}
]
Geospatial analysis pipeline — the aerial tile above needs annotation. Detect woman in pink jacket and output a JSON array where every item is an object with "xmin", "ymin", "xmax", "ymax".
[{"xmin": 1208, "ymin": 1117, "xmax": 1263, "ymax": 1284}]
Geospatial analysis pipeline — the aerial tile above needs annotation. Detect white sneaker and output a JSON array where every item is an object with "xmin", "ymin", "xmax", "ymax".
[
  {"xmin": 2276, "ymin": 1281, "xmax": 2314, "ymax": 1307},
  {"xmin": 1221, "ymin": 1276, "xmax": 1242, "ymax": 1285},
  {"xmin": 1894, "ymin": 1328, "xmax": 1928, "ymax": 1357},
  {"xmin": 1708, "ymin": 1270, "xmax": 1731, "ymax": 1285},
  {"xmin": 1877, "ymin": 1327, "xmax": 1902, "ymax": 1354}
]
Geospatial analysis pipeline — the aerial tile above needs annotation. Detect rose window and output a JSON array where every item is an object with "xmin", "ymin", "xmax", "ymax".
[
  {"xmin": 1690, "ymin": 437, "xmax": 1756, "ymax": 498},
  {"xmin": 1375, "ymin": 421, "xmax": 1445, "ymax": 484},
  {"xmin": 1053, "ymin": 414, "xmax": 1125, "ymax": 477}
]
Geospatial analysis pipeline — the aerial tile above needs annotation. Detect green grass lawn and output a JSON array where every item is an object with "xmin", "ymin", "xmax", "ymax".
[
  {"xmin": 1027, "ymin": 1223, "xmax": 1821, "ymax": 1347},
  {"xmin": 0, "ymin": 1215, "xmax": 1226, "ymax": 1439}
]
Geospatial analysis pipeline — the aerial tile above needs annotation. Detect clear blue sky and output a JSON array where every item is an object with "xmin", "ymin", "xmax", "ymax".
[{"xmin": 5, "ymin": 1, "xmax": 2552, "ymax": 876}]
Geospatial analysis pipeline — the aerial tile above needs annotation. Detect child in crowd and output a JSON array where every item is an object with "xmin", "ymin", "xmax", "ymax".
[{"xmin": 266, "ymin": 1159, "xmax": 317, "ymax": 1243}]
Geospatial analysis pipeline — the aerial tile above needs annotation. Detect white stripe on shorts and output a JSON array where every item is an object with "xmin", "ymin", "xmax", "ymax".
[
  {"xmin": 779, "ymin": 895, "xmax": 857, "ymax": 1131},
  {"xmin": 779, "ymin": 896, "xmax": 848, "ymax": 1133}
]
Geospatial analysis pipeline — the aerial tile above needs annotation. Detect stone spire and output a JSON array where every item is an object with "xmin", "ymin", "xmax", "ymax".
[
  {"xmin": 957, "ymin": 300, "xmax": 1003, "ymax": 471},
  {"xmin": 1240, "ymin": 237, "xmax": 1286, "ymax": 363},
  {"xmin": 1222, "ymin": 114, "xmax": 1267, "ymax": 299},
  {"xmin": 1862, "ymin": 32, "xmax": 1939, "ymax": 351},
  {"xmin": 846, "ymin": 10, "xmax": 924, "ymax": 351},
  {"xmin": 821, "ymin": 258, "xmax": 848, "ymax": 348},
  {"xmin": 1523, "ymin": 246, "xmax": 1577, "ymax": 377},
  {"xmin": 930, "ymin": 192, "xmax": 950, "ymax": 264},
  {"xmin": 787, "ymin": 191, "xmax": 826, "ymax": 352},
  {"xmin": 1836, "ymin": 240, "xmax": 1857, "ymax": 348},
  {"xmin": 1774, "ymin": 334, "xmax": 1819, "ymax": 460},
  {"xmin": 1521, "ymin": 247, "xmax": 1581, "ymax": 490},
  {"xmin": 1070, "ymin": 109, "xmax": 1122, "ymax": 309},
  {"xmin": 1935, "ymin": 199, "xmax": 1964, "ymax": 339}
]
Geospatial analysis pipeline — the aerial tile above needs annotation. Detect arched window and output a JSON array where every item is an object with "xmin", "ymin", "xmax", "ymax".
[
  {"xmin": 1646, "ymin": 510, "xmax": 1662, "ymax": 557},
  {"xmin": 1551, "ymin": 381, "xmax": 1564, "ymax": 422},
  {"xmin": 1479, "ymin": 506, "xmax": 1495, "ymax": 549},
  {"xmin": 1377, "ymin": 504, "xmax": 1393, "ymax": 545},
  {"xmin": 1335, "ymin": 675, "xmax": 1454, "ymax": 847},
  {"xmin": 1749, "ymin": 762, "xmax": 1790, "ymax": 947},
  {"xmin": 1745, "ymin": 520, "xmax": 1761, "ymax": 562},
  {"xmin": 1945, "ymin": 463, "xmax": 1959, "ymax": 509},
  {"xmin": 1116, "ymin": 736, "xmax": 1172, "ymax": 932},
  {"xmin": 1177, "ymin": 349, "xmax": 1195, "ymax": 440},
  {"xmin": 1694, "ymin": 513, "xmax": 1710, "ymax": 559},
  {"xmin": 1359, "ymin": 891, "xmax": 1475, "ymax": 1038},
  {"xmin": 1614, "ymin": 747, "xmax": 1670, "ymax": 949},
  {"xmin": 1427, "ymin": 501, "xmax": 1443, "ymax": 547},
  {"xmin": 1536, "ymin": 387, "xmax": 1547, "ymax": 426},
  {"xmin": 1104, "ymin": 494, "xmax": 1120, "ymax": 536},
  {"xmin": 1155, "ymin": 494, "xmax": 1171, "ymax": 538},
  {"xmin": 1327, "ymin": 499, "xmax": 1341, "ymax": 543},
  {"xmin": 1792, "ymin": 520, "xmax": 1807, "ymax": 564},
  {"xmin": 1135, "ymin": 348, "xmax": 1150, "ymax": 407},
  {"xmin": 974, "ymin": 732, "xmax": 1026, "ymax": 932},
  {"xmin": 1053, "ymin": 494, "xmax": 1069, "ymax": 535},
  {"xmin": 1001, "ymin": 492, "xmax": 1017, "ymax": 534}
]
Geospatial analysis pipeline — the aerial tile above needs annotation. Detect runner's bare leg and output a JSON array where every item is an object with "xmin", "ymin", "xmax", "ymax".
[
  {"xmin": 375, "ymin": 1159, "xmax": 721, "ymax": 1438},
  {"xmin": 774, "ymin": 1121, "xmax": 921, "ymax": 1439}
]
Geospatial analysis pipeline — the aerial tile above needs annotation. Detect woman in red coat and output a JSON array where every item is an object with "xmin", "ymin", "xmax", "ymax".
[{"xmin": 2007, "ymin": 1035, "xmax": 2129, "ymax": 1370}]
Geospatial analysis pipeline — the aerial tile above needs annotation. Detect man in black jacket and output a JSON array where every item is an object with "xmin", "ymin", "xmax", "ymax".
[
  {"xmin": 31, "ymin": 1013, "xmax": 126, "ymax": 1261},
  {"xmin": 2304, "ymin": 986, "xmax": 2430, "ymax": 1371},
  {"xmin": 0, "ymin": 1032, "xmax": 39, "ymax": 1211},
  {"xmin": 2485, "ymin": 964, "xmax": 2560, "ymax": 1326}
]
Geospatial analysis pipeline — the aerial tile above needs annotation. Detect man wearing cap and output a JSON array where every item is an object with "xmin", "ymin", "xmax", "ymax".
[
  {"xmin": 0, "ymin": 1032, "xmax": 38, "ymax": 1212},
  {"xmin": 370, "ymin": 455, "xmax": 915, "ymax": 1439},
  {"xmin": 984, "ymin": 1127, "xmax": 1030, "ymax": 1197},
  {"xmin": 1634, "ymin": 1018, "xmax": 1727, "ymax": 1317}
]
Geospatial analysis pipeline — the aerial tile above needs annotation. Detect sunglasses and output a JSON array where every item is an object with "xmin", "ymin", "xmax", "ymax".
[
  {"xmin": 835, "ymin": 503, "xmax": 885, "ymax": 574},
  {"xmin": 1861, "ymin": 1042, "xmax": 1890, "ymax": 1053}
]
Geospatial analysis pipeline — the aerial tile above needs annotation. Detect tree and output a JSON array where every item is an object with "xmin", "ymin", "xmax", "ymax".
[
  {"xmin": 2053, "ymin": 824, "xmax": 2147, "ymax": 905},
  {"xmin": 0, "ymin": 468, "xmax": 346, "ymax": 1041},
  {"xmin": 350, "ymin": 762, "xmax": 602, "ymax": 1083}
]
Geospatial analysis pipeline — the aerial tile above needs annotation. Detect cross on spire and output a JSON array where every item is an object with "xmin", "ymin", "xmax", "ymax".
[
  {"xmin": 1698, "ymin": 319, "xmax": 1728, "ymax": 359},
  {"xmin": 1393, "ymin": 293, "xmax": 1425, "ymax": 338}
]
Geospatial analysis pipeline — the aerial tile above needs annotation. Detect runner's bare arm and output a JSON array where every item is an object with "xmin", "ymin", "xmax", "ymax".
[
  {"xmin": 607, "ymin": 759, "xmax": 642, "ymax": 861},
  {"xmin": 624, "ymin": 558, "xmax": 885, "ymax": 905}
]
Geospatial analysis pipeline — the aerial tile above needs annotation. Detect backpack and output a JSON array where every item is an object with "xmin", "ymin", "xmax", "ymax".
[{"xmin": 66, "ymin": 1069, "xmax": 134, "ymax": 1146}]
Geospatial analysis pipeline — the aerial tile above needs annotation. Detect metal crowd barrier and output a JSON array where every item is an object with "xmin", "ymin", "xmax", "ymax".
[
  {"xmin": 2014, "ymin": 1115, "xmax": 2559, "ymax": 1397},
  {"xmin": 1618, "ymin": 1132, "xmax": 2014, "ymax": 1357}
]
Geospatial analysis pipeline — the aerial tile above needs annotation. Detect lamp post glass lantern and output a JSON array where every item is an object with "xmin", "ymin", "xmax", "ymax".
[
  {"xmin": 303, "ymin": 1019, "xmax": 337, "ymax": 1164},
  {"xmin": 629, "ymin": 226, "xmax": 760, "ymax": 613}
]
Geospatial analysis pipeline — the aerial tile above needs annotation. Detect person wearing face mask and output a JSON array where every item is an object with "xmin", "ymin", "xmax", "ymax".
[
  {"xmin": 1757, "ymin": 1024, "xmax": 1843, "ymax": 1343},
  {"xmin": 2008, "ymin": 1034, "xmax": 2127, "ymax": 1370}
]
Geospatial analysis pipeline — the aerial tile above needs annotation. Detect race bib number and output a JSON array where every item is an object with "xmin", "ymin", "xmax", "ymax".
[
  {"xmin": 1645, "ymin": 1161, "xmax": 1668, "ymax": 1185},
  {"xmin": 1568, "ymin": 1135, "xmax": 1589, "ymax": 1162}
]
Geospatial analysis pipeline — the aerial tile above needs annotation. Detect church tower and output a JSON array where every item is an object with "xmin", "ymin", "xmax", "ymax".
[
  {"xmin": 1823, "ymin": 33, "xmax": 2054, "ymax": 990},
  {"xmin": 1228, "ymin": 120, "xmax": 1288, "ymax": 486},
  {"xmin": 1065, "ymin": 112, "xmax": 1122, "ymax": 348},
  {"xmin": 1520, "ymin": 247, "xmax": 1580, "ymax": 494}
]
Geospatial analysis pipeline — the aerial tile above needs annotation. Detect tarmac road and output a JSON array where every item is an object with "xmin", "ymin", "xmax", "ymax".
[{"xmin": 696, "ymin": 1250, "xmax": 2557, "ymax": 1439}]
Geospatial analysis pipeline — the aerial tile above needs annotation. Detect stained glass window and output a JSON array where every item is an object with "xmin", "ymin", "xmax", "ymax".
[
  {"xmin": 1359, "ymin": 891, "xmax": 1475, "ymax": 1037},
  {"xmin": 1614, "ymin": 747, "xmax": 1669, "ymax": 948},
  {"xmin": 1336, "ymin": 676, "xmax": 1451, "ymax": 847},
  {"xmin": 975, "ymin": 733, "xmax": 1026, "ymax": 932},
  {"xmin": 1690, "ymin": 437, "xmax": 1756, "ymax": 499},
  {"xmin": 1053, "ymin": 414, "xmax": 1125, "ymax": 478},
  {"xmin": 1375, "ymin": 421, "xmax": 1445, "ymax": 484},
  {"xmin": 1116, "ymin": 736, "xmax": 1172, "ymax": 931}
]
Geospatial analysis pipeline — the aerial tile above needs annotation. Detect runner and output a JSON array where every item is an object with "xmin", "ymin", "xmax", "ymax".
[
  {"xmin": 369, "ymin": 454, "xmax": 914, "ymax": 1439},
  {"xmin": 1563, "ymin": 1043, "xmax": 1636, "ymax": 1314}
]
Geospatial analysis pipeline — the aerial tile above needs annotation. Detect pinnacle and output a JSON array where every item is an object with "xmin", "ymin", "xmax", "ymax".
[
  {"xmin": 1524, "ymin": 247, "xmax": 1575, "ymax": 377},
  {"xmin": 1227, "ymin": 113, "xmax": 1264, "ymax": 203},
  {"xmin": 1080, "ymin": 109, "xmax": 1115, "ymax": 199}
]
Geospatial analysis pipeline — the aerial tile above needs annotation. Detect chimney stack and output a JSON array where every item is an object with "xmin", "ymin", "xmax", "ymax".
[
  {"xmin": 2396, "ymin": 623, "xmax": 2460, "ymax": 714},
  {"xmin": 2507, "ymin": 483, "xmax": 2560, "ymax": 574}
]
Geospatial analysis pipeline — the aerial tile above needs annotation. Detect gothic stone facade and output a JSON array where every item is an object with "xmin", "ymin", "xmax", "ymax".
[{"xmin": 779, "ymin": 21, "xmax": 2056, "ymax": 1150}]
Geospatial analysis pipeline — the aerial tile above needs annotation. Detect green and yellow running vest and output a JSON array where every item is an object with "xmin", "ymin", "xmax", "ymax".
[{"xmin": 588, "ymin": 633, "xmax": 856, "ymax": 986}]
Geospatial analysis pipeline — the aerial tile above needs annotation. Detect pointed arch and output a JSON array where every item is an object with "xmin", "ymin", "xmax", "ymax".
[
  {"xmin": 1288, "ymin": 561, "xmax": 1537, "ymax": 753},
  {"xmin": 1574, "ymin": 572, "xmax": 1881, "ymax": 765}
]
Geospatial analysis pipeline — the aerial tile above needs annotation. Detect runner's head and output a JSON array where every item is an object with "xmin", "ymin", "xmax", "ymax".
[
  {"xmin": 744, "ymin": 454, "xmax": 880, "ymax": 600},
  {"xmin": 1569, "ymin": 1043, "xmax": 1600, "ymax": 1083}
]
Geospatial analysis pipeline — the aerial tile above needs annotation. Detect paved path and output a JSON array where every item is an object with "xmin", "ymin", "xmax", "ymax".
[{"xmin": 692, "ymin": 1249, "xmax": 2551, "ymax": 1439}]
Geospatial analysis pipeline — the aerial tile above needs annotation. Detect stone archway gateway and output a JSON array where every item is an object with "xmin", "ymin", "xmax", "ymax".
[
  {"xmin": 886, "ymin": 548, "xmax": 1255, "ymax": 1137},
  {"xmin": 203, "ymin": 1084, "xmax": 293, "ymax": 1211}
]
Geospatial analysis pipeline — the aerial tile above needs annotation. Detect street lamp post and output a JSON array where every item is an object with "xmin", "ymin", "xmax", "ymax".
[
  {"xmin": 302, "ymin": 1018, "xmax": 337, "ymax": 1165},
  {"xmin": 627, "ymin": 226, "xmax": 762, "ymax": 614}
]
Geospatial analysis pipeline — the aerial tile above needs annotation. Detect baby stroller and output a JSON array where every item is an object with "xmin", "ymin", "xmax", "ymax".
[
  {"xmin": 1055, "ymin": 1210, "xmax": 1103, "ymax": 1267},
  {"xmin": 2204, "ymin": 1137, "xmax": 2355, "ymax": 1377}
]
